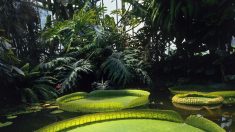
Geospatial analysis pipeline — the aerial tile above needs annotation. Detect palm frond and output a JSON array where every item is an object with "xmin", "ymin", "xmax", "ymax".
[
  {"xmin": 33, "ymin": 76, "xmax": 58, "ymax": 85},
  {"xmin": 101, "ymin": 53, "xmax": 131, "ymax": 85},
  {"xmin": 41, "ymin": 57, "xmax": 76, "ymax": 69},
  {"xmin": 61, "ymin": 60, "xmax": 93, "ymax": 91},
  {"xmin": 32, "ymin": 84, "xmax": 58, "ymax": 100},
  {"xmin": 21, "ymin": 88, "xmax": 39, "ymax": 103}
]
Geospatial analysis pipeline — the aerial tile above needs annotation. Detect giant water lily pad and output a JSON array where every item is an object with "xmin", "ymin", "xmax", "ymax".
[
  {"xmin": 6, "ymin": 115, "xmax": 17, "ymax": 119},
  {"xmin": 36, "ymin": 110, "xmax": 225, "ymax": 132},
  {"xmin": 68, "ymin": 119, "xmax": 203, "ymax": 132},
  {"xmin": 168, "ymin": 85, "xmax": 235, "ymax": 103},
  {"xmin": 169, "ymin": 88, "xmax": 235, "ymax": 105},
  {"xmin": 208, "ymin": 91, "xmax": 235, "ymax": 105},
  {"xmin": 56, "ymin": 90, "xmax": 150, "ymax": 112},
  {"xmin": 0, "ymin": 121, "xmax": 13, "ymax": 128},
  {"xmin": 50, "ymin": 110, "xmax": 64, "ymax": 114},
  {"xmin": 173, "ymin": 103, "xmax": 222, "ymax": 111},
  {"xmin": 172, "ymin": 93, "xmax": 224, "ymax": 105}
]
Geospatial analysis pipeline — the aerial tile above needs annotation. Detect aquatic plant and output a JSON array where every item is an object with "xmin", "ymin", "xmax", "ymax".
[
  {"xmin": 168, "ymin": 85, "xmax": 207, "ymax": 94},
  {"xmin": 56, "ymin": 90, "xmax": 150, "ymax": 112},
  {"xmin": 36, "ymin": 109, "xmax": 225, "ymax": 132},
  {"xmin": 0, "ymin": 121, "xmax": 13, "ymax": 128},
  {"xmin": 208, "ymin": 91, "xmax": 235, "ymax": 105},
  {"xmin": 185, "ymin": 115, "xmax": 225, "ymax": 132},
  {"xmin": 172, "ymin": 93, "xmax": 224, "ymax": 105},
  {"xmin": 172, "ymin": 103, "xmax": 222, "ymax": 111},
  {"xmin": 169, "ymin": 85, "xmax": 235, "ymax": 105}
]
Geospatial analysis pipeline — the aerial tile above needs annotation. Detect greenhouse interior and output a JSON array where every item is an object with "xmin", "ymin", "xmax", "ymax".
[{"xmin": 0, "ymin": 0, "xmax": 235, "ymax": 132}]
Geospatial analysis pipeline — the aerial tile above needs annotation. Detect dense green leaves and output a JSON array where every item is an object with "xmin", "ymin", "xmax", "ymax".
[
  {"xmin": 101, "ymin": 48, "xmax": 151, "ymax": 86},
  {"xmin": 41, "ymin": 5, "xmax": 151, "ymax": 90},
  {"xmin": 102, "ymin": 53, "xmax": 131, "ymax": 85}
]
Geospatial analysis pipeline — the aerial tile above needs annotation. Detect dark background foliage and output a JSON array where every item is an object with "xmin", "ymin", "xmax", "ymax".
[{"xmin": 0, "ymin": 0, "xmax": 235, "ymax": 105}]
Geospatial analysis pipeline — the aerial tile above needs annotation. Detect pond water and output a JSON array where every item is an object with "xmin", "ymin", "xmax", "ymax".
[
  {"xmin": 0, "ymin": 93, "xmax": 234, "ymax": 132},
  {"xmin": 150, "ymin": 95, "xmax": 235, "ymax": 132}
]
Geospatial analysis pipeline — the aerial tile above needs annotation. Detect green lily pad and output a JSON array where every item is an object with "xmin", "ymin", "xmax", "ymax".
[
  {"xmin": 56, "ymin": 90, "xmax": 150, "ymax": 112},
  {"xmin": 172, "ymin": 93, "xmax": 224, "ymax": 105},
  {"xmin": 222, "ymin": 97, "xmax": 235, "ymax": 105},
  {"xmin": 6, "ymin": 115, "xmax": 17, "ymax": 119},
  {"xmin": 36, "ymin": 109, "xmax": 225, "ymax": 132},
  {"xmin": 45, "ymin": 106, "xmax": 59, "ymax": 109},
  {"xmin": 68, "ymin": 119, "xmax": 203, "ymax": 132},
  {"xmin": 0, "ymin": 121, "xmax": 13, "ymax": 128},
  {"xmin": 50, "ymin": 110, "xmax": 64, "ymax": 114},
  {"xmin": 173, "ymin": 103, "xmax": 222, "ymax": 111}
]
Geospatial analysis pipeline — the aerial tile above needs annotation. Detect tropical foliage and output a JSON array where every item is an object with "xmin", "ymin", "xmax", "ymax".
[
  {"xmin": 40, "ymin": 5, "xmax": 151, "ymax": 92},
  {"xmin": 1, "ymin": 0, "xmax": 235, "ymax": 106},
  {"xmin": 126, "ymin": 0, "xmax": 235, "ymax": 85},
  {"xmin": 0, "ymin": 37, "xmax": 58, "ymax": 104}
]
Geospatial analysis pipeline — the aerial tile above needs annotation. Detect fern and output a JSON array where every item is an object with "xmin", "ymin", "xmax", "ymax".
[{"xmin": 33, "ymin": 76, "xmax": 58, "ymax": 85}]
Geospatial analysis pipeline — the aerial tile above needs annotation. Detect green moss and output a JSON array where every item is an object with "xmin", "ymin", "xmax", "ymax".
[
  {"xmin": 56, "ymin": 90, "xmax": 150, "ymax": 113},
  {"xmin": 185, "ymin": 115, "xmax": 225, "ymax": 132},
  {"xmin": 172, "ymin": 93, "xmax": 224, "ymax": 105}
]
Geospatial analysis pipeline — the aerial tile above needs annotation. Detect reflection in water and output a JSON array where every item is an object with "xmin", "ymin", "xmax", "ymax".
[{"xmin": 221, "ymin": 113, "xmax": 233, "ymax": 132}]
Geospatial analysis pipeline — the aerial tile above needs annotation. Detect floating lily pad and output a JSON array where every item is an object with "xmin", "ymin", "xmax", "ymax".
[
  {"xmin": 6, "ymin": 115, "xmax": 17, "ymax": 119},
  {"xmin": 172, "ymin": 93, "xmax": 224, "ymax": 105},
  {"xmin": 56, "ymin": 90, "xmax": 150, "ymax": 112},
  {"xmin": 42, "ymin": 103, "xmax": 51, "ymax": 107},
  {"xmin": 68, "ymin": 119, "xmax": 203, "ymax": 132},
  {"xmin": 168, "ymin": 85, "xmax": 235, "ymax": 105},
  {"xmin": 173, "ymin": 103, "xmax": 222, "ymax": 111},
  {"xmin": 36, "ymin": 109, "xmax": 225, "ymax": 132},
  {"xmin": 50, "ymin": 110, "xmax": 64, "ymax": 114},
  {"xmin": 46, "ymin": 106, "xmax": 59, "ymax": 109},
  {"xmin": 0, "ymin": 121, "xmax": 13, "ymax": 128},
  {"xmin": 222, "ymin": 97, "xmax": 235, "ymax": 105},
  {"xmin": 208, "ymin": 91, "xmax": 235, "ymax": 105}
]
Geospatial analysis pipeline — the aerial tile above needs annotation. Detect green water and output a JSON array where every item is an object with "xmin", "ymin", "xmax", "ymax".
[{"xmin": 0, "ymin": 95, "xmax": 234, "ymax": 132}]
